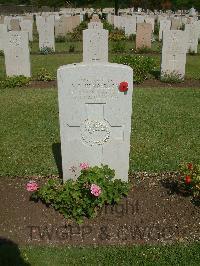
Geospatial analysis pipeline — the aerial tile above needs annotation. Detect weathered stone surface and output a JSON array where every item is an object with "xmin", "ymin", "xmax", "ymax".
[
  {"xmin": 159, "ymin": 19, "xmax": 171, "ymax": 41},
  {"xmin": 57, "ymin": 62, "xmax": 133, "ymax": 181},
  {"xmin": 0, "ymin": 24, "xmax": 7, "ymax": 51},
  {"xmin": 136, "ymin": 23, "xmax": 152, "ymax": 49},
  {"xmin": 10, "ymin": 18, "xmax": 20, "ymax": 31},
  {"xmin": 185, "ymin": 23, "xmax": 199, "ymax": 53},
  {"xmin": 20, "ymin": 19, "xmax": 33, "ymax": 41},
  {"xmin": 83, "ymin": 29, "xmax": 108, "ymax": 62},
  {"xmin": 161, "ymin": 30, "xmax": 187, "ymax": 79},
  {"xmin": 38, "ymin": 15, "xmax": 55, "ymax": 51},
  {"xmin": 88, "ymin": 22, "xmax": 103, "ymax": 29},
  {"xmin": 4, "ymin": 31, "xmax": 31, "ymax": 77}
]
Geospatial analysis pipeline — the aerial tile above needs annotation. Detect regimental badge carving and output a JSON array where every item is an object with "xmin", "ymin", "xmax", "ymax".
[
  {"xmin": 80, "ymin": 120, "xmax": 111, "ymax": 146},
  {"xmin": 9, "ymin": 34, "xmax": 22, "ymax": 47}
]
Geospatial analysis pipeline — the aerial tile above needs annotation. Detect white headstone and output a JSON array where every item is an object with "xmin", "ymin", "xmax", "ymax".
[
  {"xmin": 4, "ymin": 31, "xmax": 31, "ymax": 77},
  {"xmin": 38, "ymin": 16, "xmax": 55, "ymax": 51},
  {"xmin": 185, "ymin": 23, "xmax": 199, "ymax": 53},
  {"xmin": 20, "ymin": 19, "xmax": 33, "ymax": 41},
  {"xmin": 125, "ymin": 16, "xmax": 136, "ymax": 36},
  {"xmin": 83, "ymin": 29, "xmax": 108, "ymax": 62},
  {"xmin": 57, "ymin": 62, "xmax": 133, "ymax": 181},
  {"xmin": 161, "ymin": 30, "xmax": 187, "ymax": 79},
  {"xmin": 88, "ymin": 22, "xmax": 103, "ymax": 29},
  {"xmin": 0, "ymin": 24, "xmax": 7, "ymax": 51},
  {"xmin": 159, "ymin": 19, "xmax": 171, "ymax": 41}
]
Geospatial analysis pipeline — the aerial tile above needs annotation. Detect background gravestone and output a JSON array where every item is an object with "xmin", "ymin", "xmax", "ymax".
[
  {"xmin": 20, "ymin": 19, "xmax": 33, "ymax": 41},
  {"xmin": 0, "ymin": 24, "xmax": 7, "ymax": 51},
  {"xmin": 4, "ymin": 31, "xmax": 31, "ymax": 77},
  {"xmin": 136, "ymin": 23, "xmax": 152, "ymax": 49},
  {"xmin": 185, "ymin": 23, "xmax": 199, "ymax": 53},
  {"xmin": 57, "ymin": 63, "xmax": 133, "ymax": 181},
  {"xmin": 10, "ymin": 18, "xmax": 20, "ymax": 31},
  {"xmin": 38, "ymin": 15, "xmax": 55, "ymax": 51},
  {"xmin": 161, "ymin": 30, "xmax": 187, "ymax": 79},
  {"xmin": 83, "ymin": 29, "xmax": 108, "ymax": 62},
  {"xmin": 159, "ymin": 20, "xmax": 171, "ymax": 41}
]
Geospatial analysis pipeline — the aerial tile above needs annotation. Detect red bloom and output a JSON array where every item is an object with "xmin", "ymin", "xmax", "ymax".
[
  {"xmin": 187, "ymin": 163, "xmax": 193, "ymax": 170},
  {"xmin": 119, "ymin": 81, "xmax": 128, "ymax": 92},
  {"xmin": 185, "ymin": 175, "xmax": 192, "ymax": 185}
]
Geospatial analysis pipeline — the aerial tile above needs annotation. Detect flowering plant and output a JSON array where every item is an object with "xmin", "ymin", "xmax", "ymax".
[
  {"xmin": 30, "ymin": 164, "xmax": 131, "ymax": 223},
  {"xmin": 178, "ymin": 162, "xmax": 200, "ymax": 202}
]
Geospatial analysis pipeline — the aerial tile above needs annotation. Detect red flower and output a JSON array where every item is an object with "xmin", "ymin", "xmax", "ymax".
[
  {"xmin": 185, "ymin": 175, "xmax": 192, "ymax": 185},
  {"xmin": 119, "ymin": 81, "xmax": 128, "ymax": 92},
  {"xmin": 187, "ymin": 163, "xmax": 193, "ymax": 170}
]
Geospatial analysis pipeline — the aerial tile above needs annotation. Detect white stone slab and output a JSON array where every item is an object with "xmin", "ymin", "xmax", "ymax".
[
  {"xmin": 83, "ymin": 29, "xmax": 108, "ymax": 62},
  {"xmin": 38, "ymin": 16, "xmax": 55, "ymax": 51},
  {"xmin": 185, "ymin": 23, "xmax": 199, "ymax": 53},
  {"xmin": 4, "ymin": 31, "xmax": 31, "ymax": 77},
  {"xmin": 159, "ymin": 19, "xmax": 171, "ymax": 41},
  {"xmin": 57, "ymin": 62, "xmax": 133, "ymax": 181},
  {"xmin": 88, "ymin": 22, "xmax": 103, "ymax": 29},
  {"xmin": 161, "ymin": 30, "xmax": 187, "ymax": 79},
  {"xmin": 20, "ymin": 19, "xmax": 33, "ymax": 41},
  {"xmin": 0, "ymin": 24, "xmax": 7, "ymax": 51}
]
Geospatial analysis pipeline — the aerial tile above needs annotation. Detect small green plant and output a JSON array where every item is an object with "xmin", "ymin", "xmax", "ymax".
[
  {"xmin": 112, "ymin": 41, "xmax": 126, "ymax": 53},
  {"xmin": 0, "ymin": 75, "xmax": 30, "ymax": 88},
  {"xmin": 109, "ymin": 28, "xmax": 127, "ymax": 41},
  {"xmin": 136, "ymin": 46, "xmax": 152, "ymax": 54},
  {"xmin": 128, "ymin": 34, "xmax": 136, "ymax": 41},
  {"xmin": 30, "ymin": 164, "xmax": 131, "ymax": 223},
  {"xmin": 69, "ymin": 44, "xmax": 75, "ymax": 53},
  {"xmin": 113, "ymin": 55, "xmax": 157, "ymax": 84},
  {"xmin": 161, "ymin": 71, "xmax": 183, "ymax": 83},
  {"xmin": 55, "ymin": 36, "xmax": 66, "ymax": 43},
  {"xmin": 177, "ymin": 163, "xmax": 200, "ymax": 204},
  {"xmin": 68, "ymin": 21, "xmax": 88, "ymax": 41},
  {"xmin": 36, "ymin": 68, "xmax": 55, "ymax": 81},
  {"xmin": 103, "ymin": 20, "xmax": 114, "ymax": 32},
  {"xmin": 40, "ymin": 46, "xmax": 54, "ymax": 55},
  {"xmin": 0, "ymin": 50, "xmax": 4, "ymax": 56}
]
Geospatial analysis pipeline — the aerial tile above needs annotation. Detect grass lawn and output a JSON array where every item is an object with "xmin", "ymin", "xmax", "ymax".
[
  {"xmin": 1, "ymin": 243, "xmax": 200, "ymax": 265},
  {"xmin": 1, "ymin": 87, "xmax": 200, "ymax": 177}
]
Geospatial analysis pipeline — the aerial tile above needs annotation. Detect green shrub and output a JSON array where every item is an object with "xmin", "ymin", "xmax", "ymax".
[
  {"xmin": 40, "ymin": 46, "xmax": 54, "ymax": 55},
  {"xmin": 0, "ymin": 75, "xmax": 30, "ymax": 88},
  {"xmin": 136, "ymin": 46, "xmax": 152, "ymax": 54},
  {"xmin": 68, "ymin": 21, "xmax": 88, "ymax": 41},
  {"xmin": 0, "ymin": 50, "xmax": 4, "ymax": 56},
  {"xmin": 161, "ymin": 71, "xmax": 183, "ymax": 83},
  {"xmin": 55, "ymin": 36, "xmax": 66, "ymax": 42},
  {"xmin": 103, "ymin": 20, "xmax": 114, "ymax": 32},
  {"xmin": 128, "ymin": 34, "xmax": 136, "ymax": 41},
  {"xmin": 36, "ymin": 68, "xmax": 55, "ymax": 81},
  {"xmin": 69, "ymin": 44, "xmax": 75, "ymax": 53},
  {"xmin": 154, "ymin": 23, "xmax": 159, "ymax": 36},
  {"xmin": 31, "ymin": 165, "xmax": 131, "ymax": 223},
  {"xmin": 112, "ymin": 41, "xmax": 126, "ymax": 53},
  {"xmin": 113, "ymin": 55, "xmax": 157, "ymax": 84},
  {"xmin": 109, "ymin": 28, "xmax": 127, "ymax": 41},
  {"xmin": 176, "ymin": 162, "xmax": 200, "ymax": 204}
]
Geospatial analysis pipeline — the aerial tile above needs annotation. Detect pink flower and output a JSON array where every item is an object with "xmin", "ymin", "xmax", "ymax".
[
  {"xmin": 80, "ymin": 162, "xmax": 89, "ymax": 170},
  {"xmin": 90, "ymin": 184, "xmax": 101, "ymax": 197},
  {"xmin": 26, "ymin": 181, "xmax": 39, "ymax": 192}
]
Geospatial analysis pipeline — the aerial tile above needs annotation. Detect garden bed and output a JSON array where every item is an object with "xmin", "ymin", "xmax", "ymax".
[{"xmin": 0, "ymin": 173, "xmax": 199, "ymax": 247}]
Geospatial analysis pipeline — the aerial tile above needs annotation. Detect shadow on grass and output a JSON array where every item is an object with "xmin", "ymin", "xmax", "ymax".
[
  {"xmin": 52, "ymin": 143, "xmax": 63, "ymax": 178},
  {"xmin": 0, "ymin": 237, "xmax": 30, "ymax": 266}
]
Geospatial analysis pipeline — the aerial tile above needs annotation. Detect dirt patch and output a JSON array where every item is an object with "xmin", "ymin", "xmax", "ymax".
[{"xmin": 0, "ymin": 173, "xmax": 199, "ymax": 247}]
